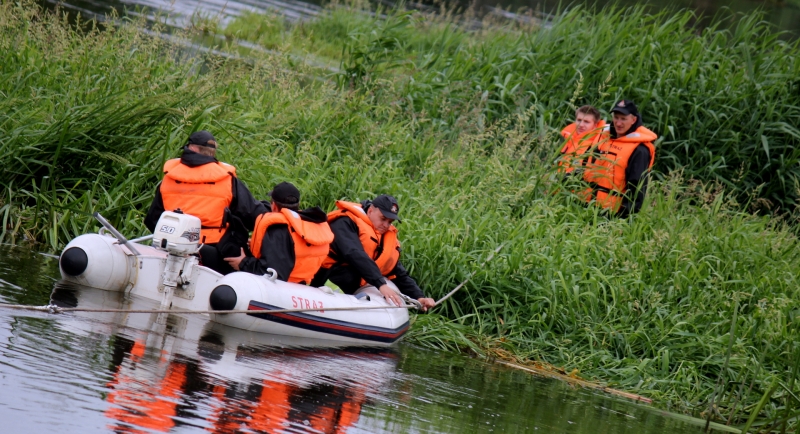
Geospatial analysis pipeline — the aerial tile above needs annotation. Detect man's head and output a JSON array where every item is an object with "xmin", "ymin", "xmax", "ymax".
[
  {"xmin": 270, "ymin": 182, "xmax": 300, "ymax": 212},
  {"xmin": 367, "ymin": 194, "xmax": 400, "ymax": 235},
  {"xmin": 187, "ymin": 130, "xmax": 218, "ymax": 157},
  {"xmin": 575, "ymin": 105, "xmax": 601, "ymax": 135},
  {"xmin": 610, "ymin": 100, "xmax": 640, "ymax": 136}
]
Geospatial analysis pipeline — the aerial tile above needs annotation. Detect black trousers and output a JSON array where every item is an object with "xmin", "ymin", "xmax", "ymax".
[{"xmin": 199, "ymin": 244, "xmax": 235, "ymax": 275}]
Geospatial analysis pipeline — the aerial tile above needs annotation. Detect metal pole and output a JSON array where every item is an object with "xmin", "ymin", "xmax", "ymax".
[
  {"xmin": 127, "ymin": 234, "xmax": 154, "ymax": 244},
  {"xmin": 434, "ymin": 243, "xmax": 505, "ymax": 307},
  {"xmin": 93, "ymin": 212, "xmax": 143, "ymax": 256}
]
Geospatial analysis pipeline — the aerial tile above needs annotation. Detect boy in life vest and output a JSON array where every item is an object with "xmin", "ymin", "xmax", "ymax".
[
  {"xmin": 558, "ymin": 105, "xmax": 606, "ymax": 174},
  {"xmin": 144, "ymin": 131, "xmax": 267, "ymax": 274},
  {"xmin": 224, "ymin": 182, "xmax": 333, "ymax": 285},
  {"xmin": 582, "ymin": 100, "xmax": 657, "ymax": 217},
  {"xmin": 310, "ymin": 195, "xmax": 435, "ymax": 311}
]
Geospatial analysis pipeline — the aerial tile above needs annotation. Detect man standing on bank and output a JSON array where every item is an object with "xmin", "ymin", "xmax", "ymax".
[
  {"xmin": 224, "ymin": 182, "xmax": 334, "ymax": 284},
  {"xmin": 310, "ymin": 195, "xmax": 436, "ymax": 312},
  {"xmin": 144, "ymin": 131, "xmax": 266, "ymax": 274},
  {"xmin": 582, "ymin": 100, "xmax": 657, "ymax": 217}
]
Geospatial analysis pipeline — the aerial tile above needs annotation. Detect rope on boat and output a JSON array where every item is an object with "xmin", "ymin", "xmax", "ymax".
[{"xmin": 0, "ymin": 303, "xmax": 417, "ymax": 315}]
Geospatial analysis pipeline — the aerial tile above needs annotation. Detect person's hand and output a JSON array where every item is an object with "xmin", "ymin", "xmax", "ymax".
[
  {"xmin": 378, "ymin": 284, "xmax": 402, "ymax": 307},
  {"xmin": 224, "ymin": 248, "xmax": 246, "ymax": 271},
  {"xmin": 416, "ymin": 297, "xmax": 435, "ymax": 312}
]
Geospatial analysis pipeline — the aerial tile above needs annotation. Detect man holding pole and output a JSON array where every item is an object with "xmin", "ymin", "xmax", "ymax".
[{"xmin": 311, "ymin": 195, "xmax": 435, "ymax": 311}]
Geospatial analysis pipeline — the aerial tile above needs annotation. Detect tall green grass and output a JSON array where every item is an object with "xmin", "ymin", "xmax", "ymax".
[
  {"xmin": 3, "ymin": 1, "xmax": 800, "ymax": 430},
  {"xmin": 224, "ymin": 4, "xmax": 800, "ymax": 212}
]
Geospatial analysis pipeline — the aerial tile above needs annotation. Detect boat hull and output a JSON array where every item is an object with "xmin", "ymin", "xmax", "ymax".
[{"xmin": 59, "ymin": 233, "xmax": 409, "ymax": 346}]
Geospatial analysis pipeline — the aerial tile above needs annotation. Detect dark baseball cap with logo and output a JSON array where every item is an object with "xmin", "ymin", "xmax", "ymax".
[
  {"xmin": 610, "ymin": 99, "xmax": 640, "ymax": 117},
  {"xmin": 372, "ymin": 194, "xmax": 401, "ymax": 222},
  {"xmin": 187, "ymin": 130, "xmax": 218, "ymax": 148},
  {"xmin": 270, "ymin": 182, "xmax": 300, "ymax": 207}
]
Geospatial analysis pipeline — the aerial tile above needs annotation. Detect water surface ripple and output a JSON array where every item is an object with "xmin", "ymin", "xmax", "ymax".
[{"xmin": 0, "ymin": 244, "xmax": 726, "ymax": 433}]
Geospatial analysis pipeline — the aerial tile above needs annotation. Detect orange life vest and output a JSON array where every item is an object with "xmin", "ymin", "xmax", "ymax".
[
  {"xmin": 582, "ymin": 126, "xmax": 657, "ymax": 212},
  {"xmin": 160, "ymin": 158, "xmax": 237, "ymax": 244},
  {"xmin": 321, "ymin": 201, "xmax": 400, "ymax": 285},
  {"xmin": 250, "ymin": 208, "xmax": 335, "ymax": 285},
  {"xmin": 559, "ymin": 121, "xmax": 607, "ymax": 173}
]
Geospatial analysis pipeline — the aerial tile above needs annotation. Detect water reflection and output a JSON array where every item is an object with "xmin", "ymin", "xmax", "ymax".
[
  {"xmin": 49, "ymin": 283, "xmax": 394, "ymax": 434},
  {"xmin": 0, "ymin": 244, "xmax": 729, "ymax": 433},
  {"xmin": 102, "ymin": 334, "xmax": 386, "ymax": 433}
]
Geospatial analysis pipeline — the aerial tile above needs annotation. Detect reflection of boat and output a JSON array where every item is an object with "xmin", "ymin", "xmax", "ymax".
[
  {"xmin": 57, "ymin": 212, "xmax": 409, "ymax": 345},
  {"xmin": 50, "ymin": 283, "xmax": 399, "ymax": 433}
]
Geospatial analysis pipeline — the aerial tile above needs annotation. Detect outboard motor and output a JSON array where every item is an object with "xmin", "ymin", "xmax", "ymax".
[{"xmin": 152, "ymin": 211, "xmax": 201, "ymax": 309}]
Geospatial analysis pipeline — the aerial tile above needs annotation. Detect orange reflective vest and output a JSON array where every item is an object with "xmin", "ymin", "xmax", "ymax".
[
  {"xmin": 250, "ymin": 208, "xmax": 335, "ymax": 285},
  {"xmin": 322, "ymin": 201, "xmax": 400, "ymax": 285},
  {"xmin": 582, "ymin": 126, "xmax": 657, "ymax": 212},
  {"xmin": 160, "ymin": 159, "xmax": 236, "ymax": 244},
  {"xmin": 559, "ymin": 121, "xmax": 607, "ymax": 173}
]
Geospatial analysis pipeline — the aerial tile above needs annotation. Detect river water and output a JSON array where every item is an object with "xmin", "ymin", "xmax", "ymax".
[{"xmin": 0, "ymin": 243, "xmax": 732, "ymax": 433}]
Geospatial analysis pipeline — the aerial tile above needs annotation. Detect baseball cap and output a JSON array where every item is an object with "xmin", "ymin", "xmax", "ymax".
[
  {"xmin": 610, "ymin": 100, "xmax": 639, "ymax": 117},
  {"xmin": 372, "ymin": 194, "xmax": 401, "ymax": 222},
  {"xmin": 187, "ymin": 130, "xmax": 218, "ymax": 148},
  {"xmin": 269, "ymin": 182, "xmax": 300, "ymax": 207}
]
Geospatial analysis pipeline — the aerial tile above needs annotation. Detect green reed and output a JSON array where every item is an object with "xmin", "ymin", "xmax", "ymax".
[
  {"xmin": 3, "ymin": 1, "xmax": 800, "ymax": 430},
  {"xmin": 225, "ymin": 3, "xmax": 800, "ymax": 212}
]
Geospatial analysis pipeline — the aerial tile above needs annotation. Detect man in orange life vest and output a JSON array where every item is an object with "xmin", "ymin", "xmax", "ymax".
[
  {"xmin": 582, "ymin": 99, "xmax": 657, "ymax": 217},
  {"xmin": 144, "ymin": 131, "xmax": 267, "ymax": 274},
  {"xmin": 223, "ymin": 182, "xmax": 334, "ymax": 284},
  {"xmin": 310, "ymin": 195, "xmax": 436, "ymax": 311},
  {"xmin": 558, "ymin": 105, "xmax": 606, "ymax": 174}
]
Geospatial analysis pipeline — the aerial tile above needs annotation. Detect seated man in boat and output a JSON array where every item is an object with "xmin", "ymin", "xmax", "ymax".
[
  {"xmin": 223, "ymin": 182, "xmax": 334, "ymax": 285},
  {"xmin": 558, "ymin": 105, "xmax": 606, "ymax": 174},
  {"xmin": 581, "ymin": 99, "xmax": 657, "ymax": 217},
  {"xmin": 310, "ymin": 195, "xmax": 436, "ymax": 312},
  {"xmin": 144, "ymin": 130, "xmax": 267, "ymax": 274}
]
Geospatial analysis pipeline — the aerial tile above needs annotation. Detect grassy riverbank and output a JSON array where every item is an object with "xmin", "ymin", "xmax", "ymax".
[{"xmin": 3, "ymin": 1, "xmax": 800, "ymax": 430}]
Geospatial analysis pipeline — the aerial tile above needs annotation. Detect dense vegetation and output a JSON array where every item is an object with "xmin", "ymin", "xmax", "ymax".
[
  {"xmin": 2, "ymin": 1, "xmax": 800, "ymax": 431},
  {"xmin": 222, "ymin": 3, "xmax": 800, "ymax": 211}
]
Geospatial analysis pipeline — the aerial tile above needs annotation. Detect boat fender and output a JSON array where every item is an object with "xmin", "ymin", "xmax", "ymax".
[
  {"xmin": 59, "ymin": 233, "xmax": 132, "ymax": 291},
  {"xmin": 209, "ymin": 285, "xmax": 237, "ymax": 311},
  {"xmin": 60, "ymin": 247, "xmax": 88, "ymax": 276}
]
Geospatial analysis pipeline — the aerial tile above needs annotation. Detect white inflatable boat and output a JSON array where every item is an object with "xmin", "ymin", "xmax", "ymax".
[{"xmin": 57, "ymin": 212, "xmax": 411, "ymax": 346}]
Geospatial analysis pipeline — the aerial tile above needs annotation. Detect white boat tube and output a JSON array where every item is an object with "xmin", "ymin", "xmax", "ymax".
[{"xmin": 58, "ymin": 212, "xmax": 410, "ymax": 345}]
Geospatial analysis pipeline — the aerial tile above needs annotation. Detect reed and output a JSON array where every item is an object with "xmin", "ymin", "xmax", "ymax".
[
  {"xmin": 225, "ymin": 3, "xmax": 800, "ymax": 211},
  {"xmin": 3, "ymin": 1, "xmax": 800, "ymax": 430}
]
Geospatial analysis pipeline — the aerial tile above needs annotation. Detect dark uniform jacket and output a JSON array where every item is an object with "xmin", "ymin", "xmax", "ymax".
[{"xmin": 311, "ymin": 202, "xmax": 425, "ymax": 299}]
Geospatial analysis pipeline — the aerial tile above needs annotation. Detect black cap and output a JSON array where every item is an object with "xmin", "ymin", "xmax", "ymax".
[
  {"xmin": 187, "ymin": 130, "xmax": 218, "ymax": 148},
  {"xmin": 269, "ymin": 182, "xmax": 300, "ymax": 207},
  {"xmin": 610, "ymin": 100, "xmax": 639, "ymax": 117},
  {"xmin": 372, "ymin": 194, "xmax": 401, "ymax": 222}
]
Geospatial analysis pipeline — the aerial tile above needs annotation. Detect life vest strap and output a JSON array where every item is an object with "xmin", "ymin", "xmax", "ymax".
[
  {"xmin": 589, "ymin": 183, "xmax": 623, "ymax": 196},
  {"xmin": 201, "ymin": 225, "xmax": 226, "ymax": 229}
]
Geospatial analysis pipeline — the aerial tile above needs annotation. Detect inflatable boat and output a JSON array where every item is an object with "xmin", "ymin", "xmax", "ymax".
[{"xmin": 57, "ymin": 211, "xmax": 411, "ymax": 346}]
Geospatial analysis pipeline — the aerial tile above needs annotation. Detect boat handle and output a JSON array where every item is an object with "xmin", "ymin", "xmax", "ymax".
[{"xmin": 263, "ymin": 268, "xmax": 278, "ymax": 282}]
